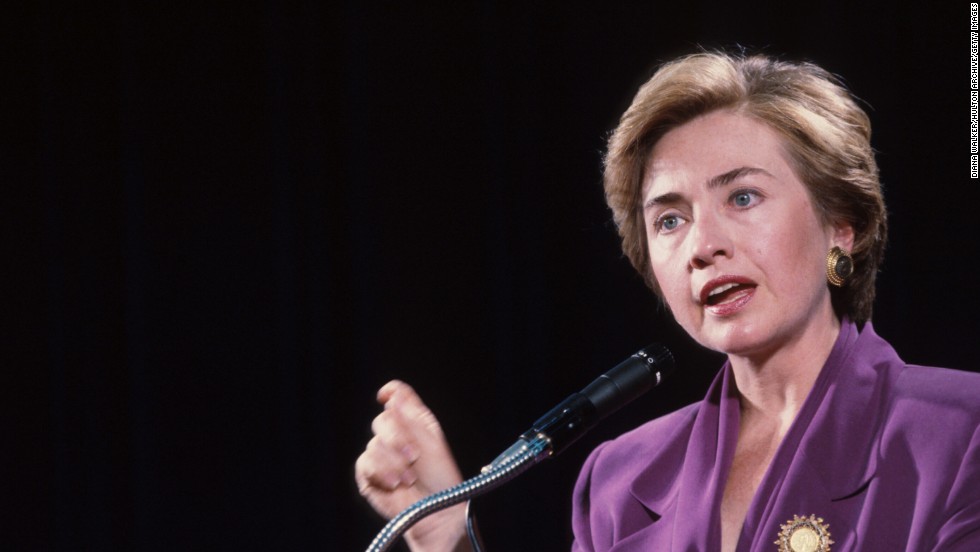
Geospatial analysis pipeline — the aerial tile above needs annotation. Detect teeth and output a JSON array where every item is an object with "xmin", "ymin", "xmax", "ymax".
[{"xmin": 708, "ymin": 282, "xmax": 739, "ymax": 297}]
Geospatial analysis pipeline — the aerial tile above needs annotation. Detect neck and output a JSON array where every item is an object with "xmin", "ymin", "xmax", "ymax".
[{"xmin": 727, "ymin": 311, "xmax": 842, "ymax": 430}]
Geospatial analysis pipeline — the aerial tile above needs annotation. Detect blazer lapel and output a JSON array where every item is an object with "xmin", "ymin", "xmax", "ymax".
[
  {"xmin": 609, "ymin": 320, "xmax": 902, "ymax": 552},
  {"xmin": 623, "ymin": 363, "xmax": 740, "ymax": 551},
  {"xmin": 741, "ymin": 320, "xmax": 901, "ymax": 551}
]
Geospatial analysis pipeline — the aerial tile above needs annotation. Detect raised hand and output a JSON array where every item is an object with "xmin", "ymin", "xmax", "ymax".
[{"xmin": 355, "ymin": 380, "xmax": 471, "ymax": 551}]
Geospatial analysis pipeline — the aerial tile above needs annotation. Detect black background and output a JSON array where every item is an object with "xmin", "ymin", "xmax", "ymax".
[{"xmin": 13, "ymin": 2, "xmax": 980, "ymax": 550}]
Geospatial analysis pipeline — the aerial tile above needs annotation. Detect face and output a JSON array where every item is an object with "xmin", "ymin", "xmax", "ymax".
[{"xmin": 642, "ymin": 110, "xmax": 853, "ymax": 358}]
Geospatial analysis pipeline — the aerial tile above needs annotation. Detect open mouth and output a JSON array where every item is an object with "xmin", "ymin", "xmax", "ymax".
[{"xmin": 704, "ymin": 282, "xmax": 756, "ymax": 306}]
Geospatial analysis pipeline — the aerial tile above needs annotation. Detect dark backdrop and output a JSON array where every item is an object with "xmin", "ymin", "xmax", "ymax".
[{"xmin": 14, "ymin": 2, "xmax": 979, "ymax": 550}]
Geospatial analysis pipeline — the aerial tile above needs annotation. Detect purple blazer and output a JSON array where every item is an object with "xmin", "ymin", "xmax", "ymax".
[{"xmin": 572, "ymin": 321, "xmax": 980, "ymax": 551}]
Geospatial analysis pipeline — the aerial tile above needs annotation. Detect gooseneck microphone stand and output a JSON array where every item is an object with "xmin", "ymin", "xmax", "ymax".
[
  {"xmin": 364, "ymin": 343, "xmax": 674, "ymax": 552},
  {"xmin": 365, "ymin": 436, "xmax": 549, "ymax": 552}
]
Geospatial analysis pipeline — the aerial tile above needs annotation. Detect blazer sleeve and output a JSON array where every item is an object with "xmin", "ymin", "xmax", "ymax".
[
  {"xmin": 570, "ymin": 441, "xmax": 610, "ymax": 552},
  {"xmin": 933, "ymin": 424, "xmax": 980, "ymax": 551}
]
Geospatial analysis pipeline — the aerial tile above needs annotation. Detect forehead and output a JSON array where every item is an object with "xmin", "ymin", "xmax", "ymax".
[{"xmin": 642, "ymin": 111, "xmax": 794, "ymax": 198}]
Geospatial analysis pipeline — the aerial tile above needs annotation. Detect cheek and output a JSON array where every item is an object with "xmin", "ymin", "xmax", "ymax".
[
  {"xmin": 649, "ymin": 249, "xmax": 689, "ymax": 309},
  {"xmin": 757, "ymin": 213, "xmax": 830, "ymax": 285},
  {"xmin": 647, "ymin": 244, "xmax": 671, "ymax": 287}
]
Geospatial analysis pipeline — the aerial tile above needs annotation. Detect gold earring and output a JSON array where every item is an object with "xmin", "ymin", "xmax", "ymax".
[{"xmin": 826, "ymin": 246, "xmax": 854, "ymax": 287}]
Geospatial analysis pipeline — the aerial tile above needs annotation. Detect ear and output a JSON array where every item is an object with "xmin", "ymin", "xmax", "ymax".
[{"xmin": 830, "ymin": 220, "xmax": 855, "ymax": 252}]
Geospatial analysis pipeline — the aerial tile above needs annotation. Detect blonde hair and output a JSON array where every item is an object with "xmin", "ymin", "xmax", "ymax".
[{"xmin": 604, "ymin": 52, "xmax": 887, "ymax": 323}]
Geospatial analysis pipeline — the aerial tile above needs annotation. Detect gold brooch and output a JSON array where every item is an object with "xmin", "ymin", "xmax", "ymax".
[{"xmin": 774, "ymin": 514, "xmax": 833, "ymax": 552}]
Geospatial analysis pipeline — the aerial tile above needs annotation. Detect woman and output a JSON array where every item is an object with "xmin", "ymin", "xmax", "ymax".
[{"xmin": 355, "ymin": 52, "xmax": 980, "ymax": 551}]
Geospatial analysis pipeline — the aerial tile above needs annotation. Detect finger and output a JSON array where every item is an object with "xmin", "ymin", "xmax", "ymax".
[
  {"xmin": 355, "ymin": 436, "xmax": 399, "ymax": 491},
  {"xmin": 371, "ymin": 410, "xmax": 421, "ymax": 463},
  {"xmin": 382, "ymin": 382, "xmax": 444, "ymax": 436},
  {"xmin": 376, "ymin": 379, "xmax": 411, "ymax": 405},
  {"xmin": 356, "ymin": 436, "xmax": 418, "ymax": 492}
]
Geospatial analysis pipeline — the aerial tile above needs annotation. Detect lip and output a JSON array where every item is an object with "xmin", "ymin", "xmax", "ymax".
[{"xmin": 698, "ymin": 275, "xmax": 757, "ymax": 316}]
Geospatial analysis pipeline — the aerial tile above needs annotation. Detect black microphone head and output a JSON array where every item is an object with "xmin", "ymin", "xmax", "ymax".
[
  {"xmin": 581, "ymin": 343, "xmax": 674, "ymax": 419},
  {"xmin": 631, "ymin": 343, "xmax": 675, "ymax": 385},
  {"xmin": 523, "ymin": 343, "xmax": 675, "ymax": 458}
]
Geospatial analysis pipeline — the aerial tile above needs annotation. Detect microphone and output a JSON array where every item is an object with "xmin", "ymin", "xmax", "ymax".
[
  {"xmin": 486, "ymin": 343, "xmax": 674, "ymax": 469},
  {"xmin": 367, "ymin": 343, "xmax": 674, "ymax": 552}
]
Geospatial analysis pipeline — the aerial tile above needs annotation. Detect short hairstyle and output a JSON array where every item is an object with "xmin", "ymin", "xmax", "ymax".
[{"xmin": 603, "ymin": 52, "xmax": 887, "ymax": 323}]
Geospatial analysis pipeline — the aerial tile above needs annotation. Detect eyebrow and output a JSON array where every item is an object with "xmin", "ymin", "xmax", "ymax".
[{"xmin": 642, "ymin": 166, "xmax": 772, "ymax": 210}]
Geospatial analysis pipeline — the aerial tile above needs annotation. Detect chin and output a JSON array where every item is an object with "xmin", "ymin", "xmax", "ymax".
[{"xmin": 692, "ymin": 320, "xmax": 774, "ymax": 358}]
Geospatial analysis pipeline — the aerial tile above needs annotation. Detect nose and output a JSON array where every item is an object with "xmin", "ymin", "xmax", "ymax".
[{"xmin": 688, "ymin": 211, "xmax": 732, "ymax": 270}]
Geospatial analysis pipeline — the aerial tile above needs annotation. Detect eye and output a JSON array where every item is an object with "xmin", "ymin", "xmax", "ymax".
[
  {"xmin": 730, "ymin": 189, "xmax": 760, "ymax": 208},
  {"xmin": 653, "ymin": 213, "xmax": 685, "ymax": 234}
]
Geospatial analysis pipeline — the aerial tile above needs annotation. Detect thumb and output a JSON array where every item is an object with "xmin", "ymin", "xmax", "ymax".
[{"xmin": 380, "ymin": 380, "xmax": 446, "ymax": 438}]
